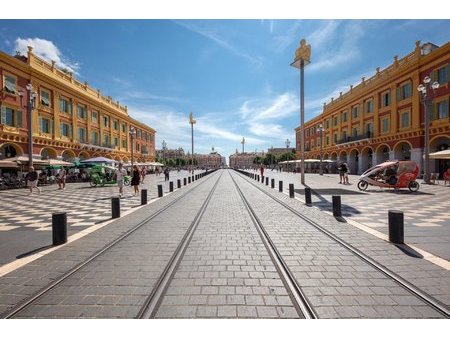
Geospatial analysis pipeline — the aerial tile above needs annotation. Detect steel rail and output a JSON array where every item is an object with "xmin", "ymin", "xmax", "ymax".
[
  {"xmin": 1, "ymin": 170, "xmax": 220, "ymax": 319},
  {"xmin": 229, "ymin": 171, "xmax": 317, "ymax": 319},
  {"xmin": 137, "ymin": 171, "xmax": 223, "ymax": 318},
  {"xmin": 233, "ymin": 169, "xmax": 450, "ymax": 318}
]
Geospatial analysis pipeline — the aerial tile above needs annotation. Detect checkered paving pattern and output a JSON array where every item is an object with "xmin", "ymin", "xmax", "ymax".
[{"xmin": 0, "ymin": 170, "xmax": 200, "ymax": 233}]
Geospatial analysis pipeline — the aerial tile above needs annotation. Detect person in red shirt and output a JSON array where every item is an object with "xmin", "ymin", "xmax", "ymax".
[{"xmin": 260, "ymin": 164, "xmax": 264, "ymax": 178}]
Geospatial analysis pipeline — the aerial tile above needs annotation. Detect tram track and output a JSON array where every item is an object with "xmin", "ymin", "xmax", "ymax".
[
  {"xmin": 232, "ymin": 169, "xmax": 450, "ymax": 318},
  {"xmin": 0, "ymin": 170, "xmax": 220, "ymax": 319}
]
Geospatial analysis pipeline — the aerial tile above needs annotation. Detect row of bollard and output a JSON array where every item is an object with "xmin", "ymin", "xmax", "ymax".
[
  {"xmin": 236, "ymin": 169, "xmax": 405, "ymax": 245},
  {"xmin": 50, "ymin": 170, "xmax": 218, "ymax": 247}
]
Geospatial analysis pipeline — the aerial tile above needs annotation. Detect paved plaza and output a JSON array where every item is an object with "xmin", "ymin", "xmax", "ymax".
[{"xmin": 0, "ymin": 169, "xmax": 448, "ymax": 319}]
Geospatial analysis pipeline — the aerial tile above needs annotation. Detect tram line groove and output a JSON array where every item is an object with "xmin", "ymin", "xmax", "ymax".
[
  {"xmin": 0, "ymin": 170, "xmax": 220, "ymax": 319},
  {"xmin": 229, "ymin": 171, "xmax": 317, "ymax": 319},
  {"xmin": 233, "ymin": 169, "xmax": 450, "ymax": 318}
]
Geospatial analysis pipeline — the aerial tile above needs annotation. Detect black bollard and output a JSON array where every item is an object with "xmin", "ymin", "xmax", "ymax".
[
  {"xmin": 169, "ymin": 181, "xmax": 174, "ymax": 192},
  {"xmin": 158, "ymin": 184, "xmax": 163, "ymax": 197},
  {"xmin": 52, "ymin": 212, "xmax": 67, "ymax": 245},
  {"xmin": 388, "ymin": 210, "xmax": 404, "ymax": 244},
  {"xmin": 112, "ymin": 197, "xmax": 120, "ymax": 219},
  {"xmin": 184, "ymin": 177, "xmax": 187, "ymax": 186},
  {"xmin": 305, "ymin": 187, "xmax": 312, "ymax": 205},
  {"xmin": 289, "ymin": 183, "xmax": 294, "ymax": 198},
  {"xmin": 177, "ymin": 179, "xmax": 181, "ymax": 189},
  {"xmin": 261, "ymin": 176, "xmax": 264, "ymax": 183},
  {"xmin": 271, "ymin": 178, "xmax": 275, "ymax": 189},
  {"xmin": 192, "ymin": 175, "xmax": 194, "ymax": 182},
  {"xmin": 188, "ymin": 177, "xmax": 191, "ymax": 184},
  {"xmin": 266, "ymin": 177, "xmax": 269, "ymax": 185},
  {"xmin": 279, "ymin": 180, "xmax": 283, "ymax": 192},
  {"xmin": 332, "ymin": 195, "xmax": 341, "ymax": 217},
  {"xmin": 141, "ymin": 189, "xmax": 148, "ymax": 205}
]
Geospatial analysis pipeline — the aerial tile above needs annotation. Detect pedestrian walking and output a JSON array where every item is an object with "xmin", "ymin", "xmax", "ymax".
[
  {"xmin": 342, "ymin": 162, "xmax": 350, "ymax": 184},
  {"xmin": 58, "ymin": 166, "xmax": 66, "ymax": 190},
  {"xmin": 260, "ymin": 164, "xmax": 264, "ymax": 178},
  {"xmin": 338, "ymin": 162, "xmax": 344, "ymax": 184},
  {"xmin": 141, "ymin": 167, "xmax": 146, "ymax": 183},
  {"xmin": 131, "ymin": 165, "xmax": 141, "ymax": 196},
  {"xmin": 26, "ymin": 166, "xmax": 41, "ymax": 195},
  {"xmin": 114, "ymin": 162, "xmax": 128, "ymax": 198},
  {"xmin": 164, "ymin": 167, "xmax": 170, "ymax": 181}
]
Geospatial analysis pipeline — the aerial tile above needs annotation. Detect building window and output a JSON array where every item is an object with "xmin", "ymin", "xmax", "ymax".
[
  {"xmin": 59, "ymin": 96, "xmax": 72, "ymax": 114},
  {"xmin": 397, "ymin": 82, "xmax": 412, "ymax": 101},
  {"xmin": 436, "ymin": 100, "xmax": 449, "ymax": 120},
  {"xmin": 400, "ymin": 111, "xmax": 410, "ymax": 128},
  {"xmin": 137, "ymin": 129, "xmax": 141, "ymax": 139},
  {"xmin": 122, "ymin": 139, "xmax": 127, "ymax": 148},
  {"xmin": 333, "ymin": 133, "xmax": 337, "ymax": 144},
  {"xmin": 114, "ymin": 137, "xmax": 119, "ymax": 147},
  {"xmin": 60, "ymin": 123, "xmax": 70, "ymax": 137},
  {"xmin": 365, "ymin": 122, "xmax": 373, "ymax": 138},
  {"xmin": 1, "ymin": 106, "xmax": 22, "ymax": 127},
  {"xmin": 341, "ymin": 111, "xmax": 347, "ymax": 123},
  {"xmin": 364, "ymin": 98, "xmax": 374, "ymax": 113},
  {"xmin": 352, "ymin": 127, "xmax": 358, "ymax": 138},
  {"xmin": 351, "ymin": 105, "xmax": 359, "ymax": 119},
  {"xmin": 3, "ymin": 74, "xmax": 17, "ymax": 94},
  {"xmin": 136, "ymin": 143, "xmax": 140, "ymax": 151},
  {"xmin": 77, "ymin": 104, "xmax": 87, "ymax": 120},
  {"xmin": 40, "ymin": 89, "xmax": 51, "ymax": 107},
  {"xmin": 333, "ymin": 115, "xmax": 338, "ymax": 126},
  {"xmin": 436, "ymin": 65, "xmax": 449, "ymax": 84},
  {"xmin": 381, "ymin": 118, "xmax": 389, "ymax": 133},
  {"xmin": 305, "ymin": 129, "xmax": 309, "ymax": 137},
  {"xmin": 103, "ymin": 116, "xmax": 109, "ymax": 128},
  {"xmin": 113, "ymin": 120, "xmax": 119, "ymax": 131},
  {"xmin": 91, "ymin": 131, "xmax": 99, "ymax": 145},
  {"xmin": 39, "ymin": 117, "xmax": 51, "ymax": 134},
  {"xmin": 326, "ymin": 136, "xmax": 329, "ymax": 146},
  {"xmin": 121, "ymin": 123, "xmax": 127, "ymax": 133},
  {"xmin": 78, "ymin": 127, "xmax": 86, "ymax": 142},
  {"xmin": 103, "ymin": 134, "xmax": 110, "ymax": 147},
  {"xmin": 382, "ymin": 91, "xmax": 391, "ymax": 107},
  {"xmin": 92, "ymin": 111, "xmax": 98, "ymax": 124}
]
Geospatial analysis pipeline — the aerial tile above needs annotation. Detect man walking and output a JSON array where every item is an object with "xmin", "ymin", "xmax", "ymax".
[
  {"xmin": 114, "ymin": 163, "xmax": 128, "ymax": 198},
  {"xmin": 58, "ymin": 166, "xmax": 66, "ymax": 190},
  {"xmin": 26, "ymin": 166, "xmax": 41, "ymax": 195}
]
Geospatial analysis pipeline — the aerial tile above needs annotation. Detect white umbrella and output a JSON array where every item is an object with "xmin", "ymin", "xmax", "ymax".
[
  {"xmin": 428, "ymin": 149, "xmax": 450, "ymax": 159},
  {"xmin": 0, "ymin": 160, "xmax": 18, "ymax": 168}
]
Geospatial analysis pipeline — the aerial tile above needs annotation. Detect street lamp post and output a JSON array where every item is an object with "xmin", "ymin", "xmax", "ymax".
[
  {"xmin": 129, "ymin": 126, "xmax": 136, "ymax": 165},
  {"xmin": 417, "ymin": 75, "xmax": 439, "ymax": 184},
  {"xmin": 162, "ymin": 140, "xmax": 167, "ymax": 164},
  {"xmin": 241, "ymin": 137, "xmax": 245, "ymax": 153},
  {"xmin": 291, "ymin": 38, "xmax": 311, "ymax": 185},
  {"xmin": 285, "ymin": 138, "xmax": 291, "ymax": 173},
  {"xmin": 18, "ymin": 84, "xmax": 37, "ymax": 167},
  {"xmin": 189, "ymin": 112, "xmax": 196, "ymax": 171},
  {"xmin": 317, "ymin": 123, "xmax": 324, "ymax": 175},
  {"xmin": 270, "ymin": 145, "xmax": 273, "ymax": 169}
]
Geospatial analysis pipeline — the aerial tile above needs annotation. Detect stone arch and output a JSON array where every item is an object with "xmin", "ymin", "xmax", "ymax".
[
  {"xmin": 330, "ymin": 152, "xmax": 338, "ymax": 161},
  {"xmin": 78, "ymin": 151, "xmax": 90, "ymax": 161},
  {"xmin": 122, "ymin": 157, "xmax": 130, "ymax": 163},
  {"xmin": 429, "ymin": 135, "xmax": 450, "ymax": 176},
  {"xmin": 0, "ymin": 142, "xmax": 23, "ymax": 159},
  {"xmin": 348, "ymin": 148, "xmax": 359, "ymax": 174},
  {"xmin": 338, "ymin": 150, "xmax": 347, "ymax": 163},
  {"xmin": 323, "ymin": 153, "xmax": 329, "ymax": 160},
  {"xmin": 375, "ymin": 143, "xmax": 391, "ymax": 164},
  {"xmin": 92, "ymin": 152, "xmax": 101, "ymax": 158},
  {"xmin": 40, "ymin": 147, "xmax": 57, "ymax": 160},
  {"xmin": 393, "ymin": 141, "xmax": 412, "ymax": 160},
  {"xmin": 61, "ymin": 149, "xmax": 76, "ymax": 162},
  {"xmin": 360, "ymin": 146, "xmax": 374, "ymax": 171}
]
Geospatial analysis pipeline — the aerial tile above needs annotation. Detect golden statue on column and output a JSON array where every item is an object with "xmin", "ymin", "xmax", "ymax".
[{"xmin": 294, "ymin": 39, "xmax": 311, "ymax": 64}]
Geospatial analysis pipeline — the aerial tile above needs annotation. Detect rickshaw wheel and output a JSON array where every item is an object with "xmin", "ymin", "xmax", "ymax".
[
  {"xmin": 408, "ymin": 181, "xmax": 420, "ymax": 192},
  {"xmin": 357, "ymin": 180, "xmax": 368, "ymax": 191},
  {"xmin": 90, "ymin": 181, "xmax": 97, "ymax": 187},
  {"xmin": 124, "ymin": 178, "xmax": 130, "ymax": 186}
]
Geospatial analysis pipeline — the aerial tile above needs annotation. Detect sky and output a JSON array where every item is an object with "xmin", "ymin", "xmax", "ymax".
[{"xmin": 1, "ymin": 19, "xmax": 449, "ymax": 161}]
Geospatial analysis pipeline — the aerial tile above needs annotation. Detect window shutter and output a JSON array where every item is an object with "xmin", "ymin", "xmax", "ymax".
[
  {"xmin": 396, "ymin": 87, "xmax": 401, "ymax": 101},
  {"xmin": 388, "ymin": 92, "xmax": 391, "ymax": 106},
  {"xmin": 60, "ymin": 123, "xmax": 63, "ymax": 137},
  {"xmin": 50, "ymin": 120, "xmax": 54, "ymax": 135},
  {"xmin": 39, "ymin": 117, "xmax": 43, "ymax": 132},
  {"xmin": 69, "ymin": 125, "xmax": 73, "ymax": 138},
  {"xmin": 445, "ymin": 64, "xmax": 450, "ymax": 83},
  {"xmin": 430, "ymin": 70, "xmax": 434, "ymax": 83},
  {"xmin": 1, "ymin": 106, "xmax": 6, "ymax": 125},
  {"xmin": 16, "ymin": 110, "xmax": 22, "ymax": 128}
]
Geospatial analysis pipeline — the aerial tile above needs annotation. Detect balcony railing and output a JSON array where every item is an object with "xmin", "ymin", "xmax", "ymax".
[{"xmin": 336, "ymin": 132, "xmax": 372, "ymax": 145}]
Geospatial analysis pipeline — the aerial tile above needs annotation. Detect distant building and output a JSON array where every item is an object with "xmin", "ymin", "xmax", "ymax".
[
  {"xmin": 267, "ymin": 147, "xmax": 296, "ymax": 156},
  {"xmin": 229, "ymin": 151, "xmax": 265, "ymax": 169},
  {"xmin": 196, "ymin": 147, "xmax": 222, "ymax": 169},
  {"xmin": 156, "ymin": 147, "xmax": 185, "ymax": 160}
]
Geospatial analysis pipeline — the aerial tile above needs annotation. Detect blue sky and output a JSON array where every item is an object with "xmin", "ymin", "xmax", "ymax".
[{"xmin": 1, "ymin": 19, "xmax": 449, "ymax": 160}]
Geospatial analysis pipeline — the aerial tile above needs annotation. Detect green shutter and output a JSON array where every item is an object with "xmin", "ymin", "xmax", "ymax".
[
  {"xmin": 388, "ymin": 92, "xmax": 391, "ymax": 106},
  {"xmin": 1, "ymin": 106, "xmax": 6, "ymax": 125},
  {"xmin": 445, "ymin": 64, "xmax": 450, "ymax": 83},
  {"xmin": 38, "ymin": 117, "xmax": 42, "ymax": 132},
  {"xmin": 16, "ymin": 110, "xmax": 22, "ymax": 128},
  {"xmin": 50, "ymin": 120, "xmax": 54, "ymax": 135},
  {"xmin": 396, "ymin": 87, "xmax": 401, "ymax": 101},
  {"xmin": 69, "ymin": 125, "xmax": 73, "ymax": 138},
  {"xmin": 60, "ymin": 123, "xmax": 63, "ymax": 137},
  {"xmin": 430, "ymin": 70, "xmax": 435, "ymax": 83}
]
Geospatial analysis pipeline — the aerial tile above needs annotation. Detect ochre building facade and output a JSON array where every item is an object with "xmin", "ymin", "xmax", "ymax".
[
  {"xmin": 0, "ymin": 47, "xmax": 156, "ymax": 164},
  {"xmin": 296, "ymin": 41, "xmax": 450, "ymax": 175}
]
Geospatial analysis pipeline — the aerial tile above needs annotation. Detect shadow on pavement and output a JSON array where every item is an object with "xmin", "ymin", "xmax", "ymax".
[
  {"xmin": 16, "ymin": 244, "xmax": 53, "ymax": 259},
  {"xmin": 394, "ymin": 244, "xmax": 424, "ymax": 259},
  {"xmin": 364, "ymin": 189, "xmax": 434, "ymax": 195}
]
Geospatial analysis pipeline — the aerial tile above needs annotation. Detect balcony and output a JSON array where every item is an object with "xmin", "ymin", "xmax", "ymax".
[{"xmin": 336, "ymin": 132, "xmax": 372, "ymax": 145}]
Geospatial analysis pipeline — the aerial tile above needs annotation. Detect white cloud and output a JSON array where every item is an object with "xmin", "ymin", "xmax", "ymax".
[
  {"xmin": 274, "ymin": 20, "xmax": 302, "ymax": 51},
  {"xmin": 14, "ymin": 37, "xmax": 80, "ymax": 74},
  {"xmin": 240, "ymin": 92, "xmax": 298, "ymax": 122},
  {"xmin": 174, "ymin": 20, "xmax": 263, "ymax": 68},
  {"xmin": 307, "ymin": 20, "xmax": 340, "ymax": 50},
  {"xmin": 248, "ymin": 122, "xmax": 287, "ymax": 139}
]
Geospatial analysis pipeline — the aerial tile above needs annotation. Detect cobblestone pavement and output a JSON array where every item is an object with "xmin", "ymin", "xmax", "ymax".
[
  {"xmin": 0, "ymin": 169, "xmax": 448, "ymax": 318},
  {"xmin": 0, "ymin": 170, "xmax": 204, "ymax": 266},
  {"xmin": 244, "ymin": 170, "xmax": 450, "ymax": 260}
]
